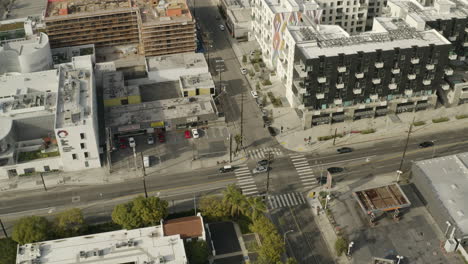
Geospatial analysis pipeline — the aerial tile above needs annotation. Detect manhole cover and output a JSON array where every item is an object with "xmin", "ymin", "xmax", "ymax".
[{"xmin": 72, "ymin": 196, "xmax": 80, "ymax": 203}]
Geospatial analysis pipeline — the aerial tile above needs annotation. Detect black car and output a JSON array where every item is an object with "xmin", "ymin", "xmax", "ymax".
[
  {"xmin": 419, "ymin": 141, "xmax": 434, "ymax": 148},
  {"xmin": 257, "ymin": 159, "xmax": 269, "ymax": 166},
  {"xmin": 337, "ymin": 147, "xmax": 353, "ymax": 154},
  {"xmin": 327, "ymin": 167, "xmax": 344, "ymax": 174},
  {"xmin": 267, "ymin": 126, "xmax": 276, "ymax": 136}
]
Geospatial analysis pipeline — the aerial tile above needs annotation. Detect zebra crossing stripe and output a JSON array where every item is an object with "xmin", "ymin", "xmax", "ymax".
[
  {"xmin": 291, "ymin": 158, "xmax": 307, "ymax": 162},
  {"xmin": 298, "ymin": 171, "xmax": 314, "ymax": 175},
  {"xmin": 293, "ymin": 161, "xmax": 309, "ymax": 165},
  {"xmin": 236, "ymin": 168, "xmax": 250, "ymax": 172},
  {"xmin": 238, "ymin": 180, "xmax": 255, "ymax": 185},
  {"xmin": 296, "ymin": 166, "xmax": 312, "ymax": 171},
  {"xmin": 270, "ymin": 197, "xmax": 278, "ymax": 209},
  {"xmin": 290, "ymin": 154, "xmax": 305, "ymax": 158},
  {"xmin": 301, "ymin": 178, "xmax": 317, "ymax": 182},
  {"xmin": 243, "ymin": 190, "xmax": 259, "ymax": 195},
  {"xmin": 290, "ymin": 193, "xmax": 299, "ymax": 205},
  {"xmin": 237, "ymin": 175, "xmax": 253, "ymax": 180},
  {"xmin": 288, "ymin": 193, "xmax": 297, "ymax": 205},
  {"xmin": 241, "ymin": 186, "xmax": 258, "ymax": 191},
  {"xmin": 297, "ymin": 194, "xmax": 306, "ymax": 203},
  {"xmin": 235, "ymin": 171, "xmax": 251, "ymax": 175},
  {"xmin": 303, "ymin": 182, "xmax": 317, "ymax": 186}
]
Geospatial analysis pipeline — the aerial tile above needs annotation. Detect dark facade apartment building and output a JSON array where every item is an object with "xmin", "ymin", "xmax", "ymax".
[
  {"xmin": 426, "ymin": 17, "xmax": 468, "ymax": 59},
  {"xmin": 291, "ymin": 19, "xmax": 452, "ymax": 127}
]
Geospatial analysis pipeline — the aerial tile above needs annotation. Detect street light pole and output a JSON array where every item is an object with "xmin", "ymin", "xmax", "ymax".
[
  {"xmin": 140, "ymin": 152, "xmax": 148, "ymax": 198},
  {"xmin": 398, "ymin": 116, "xmax": 415, "ymax": 171},
  {"xmin": 396, "ymin": 255, "xmax": 404, "ymax": 264},
  {"xmin": 39, "ymin": 172, "xmax": 47, "ymax": 191},
  {"xmin": 432, "ymin": 140, "xmax": 436, "ymax": 158},
  {"xmin": 283, "ymin": 229, "xmax": 294, "ymax": 244},
  {"xmin": 0, "ymin": 218, "xmax": 8, "ymax": 238}
]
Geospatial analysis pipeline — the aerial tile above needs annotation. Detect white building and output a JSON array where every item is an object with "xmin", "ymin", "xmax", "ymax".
[
  {"xmin": 146, "ymin": 52, "xmax": 208, "ymax": 83},
  {"xmin": 0, "ymin": 32, "xmax": 53, "ymax": 74},
  {"xmin": 16, "ymin": 225, "xmax": 188, "ymax": 264},
  {"xmin": 0, "ymin": 55, "xmax": 101, "ymax": 179},
  {"xmin": 220, "ymin": 0, "xmax": 252, "ymax": 40}
]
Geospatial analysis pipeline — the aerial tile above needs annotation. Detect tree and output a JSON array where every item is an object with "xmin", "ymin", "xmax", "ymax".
[
  {"xmin": 245, "ymin": 196, "xmax": 266, "ymax": 220},
  {"xmin": 112, "ymin": 202, "xmax": 142, "ymax": 229},
  {"xmin": 335, "ymin": 236, "xmax": 348, "ymax": 256},
  {"xmin": 234, "ymin": 134, "xmax": 242, "ymax": 153},
  {"xmin": 222, "ymin": 185, "xmax": 247, "ymax": 217},
  {"xmin": 54, "ymin": 208, "xmax": 86, "ymax": 238},
  {"xmin": 250, "ymin": 216, "xmax": 284, "ymax": 264},
  {"xmin": 132, "ymin": 196, "xmax": 168, "ymax": 226},
  {"xmin": 0, "ymin": 238, "xmax": 18, "ymax": 264},
  {"xmin": 242, "ymin": 55, "xmax": 247, "ymax": 63},
  {"xmin": 199, "ymin": 195, "xmax": 229, "ymax": 221},
  {"xmin": 12, "ymin": 216, "xmax": 49, "ymax": 244},
  {"xmin": 185, "ymin": 240, "xmax": 210, "ymax": 264},
  {"xmin": 283, "ymin": 258, "xmax": 298, "ymax": 264}
]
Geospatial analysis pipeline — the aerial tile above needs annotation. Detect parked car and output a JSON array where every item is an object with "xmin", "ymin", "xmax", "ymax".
[
  {"xmin": 219, "ymin": 165, "xmax": 235, "ymax": 173},
  {"xmin": 337, "ymin": 147, "xmax": 353, "ymax": 154},
  {"xmin": 267, "ymin": 126, "xmax": 276, "ymax": 136},
  {"xmin": 256, "ymin": 98, "xmax": 264, "ymax": 108},
  {"xmin": 262, "ymin": 116, "xmax": 270, "ymax": 125},
  {"xmin": 119, "ymin": 138, "xmax": 127, "ymax": 149},
  {"xmin": 251, "ymin": 90, "xmax": 258, "ymax": 98},
  {"xmin": 192, "ymin": 129, "xmax": 200, "ymax": 139},
  {"xmin": 128, "ymin": 137, "xmax": 136, "ymax": 148},
  {"xmin": 252, "ymin": 165, "xmax": 269, "ymax": 174},
  {"xmin": 327, "ymin": 167, "xmax": 344, "ymax": 174},
  {"xmin": 143, "ymin": 156, "xmax": 150, "ymax": 168},
  {"xmin": 240, "ymin": 68, "xmax": 248, "ymax": 75},
  {"xmin": 219, "ymin": 24, "xmax": 225, "ymax": 31},
  {"xmin": 419, "ymin": 141, "xmax": 434, "ymax": 148},
  {"xmin": 257, "ymin": 159, "xmax": 269, "ymax": 166},
  {"xmin": 147, "ymin": 135, "xmax": 154, "ymax": 145},
  {"xmin": 261, "ymin": 109, "xmax": 268, "ymax": 117},
  {"xmin": 184, "ymin": 130, "xmax": 191, "ymax": 139}
]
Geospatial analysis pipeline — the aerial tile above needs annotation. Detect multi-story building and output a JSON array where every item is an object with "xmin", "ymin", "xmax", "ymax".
[
  {"xmin": 0, "ymin": 55, "xmax": 101, "ymax": 179},
  {"xmin": 43, "ymin": 0, "xmax": 196, "ymax": 56},
  {"xmin": 388, "ymin": 0, "xmax": 468, "ymax": 60},
  {"xmin": 220, "ymin": 0, "xmax": 252, "ymax": 40}
]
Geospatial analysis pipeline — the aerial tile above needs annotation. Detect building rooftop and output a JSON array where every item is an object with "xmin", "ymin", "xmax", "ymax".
[
  {"xmin": 16, "ymin": 225, "xmax": 188, "ymax": 264},
  {"xmin": 0, "ymin": 70, "xmax": 58, "ymax": 98},
  {"xmin": 446, "ymin": 61, "xmax": 468, "ymax": 87},
  {"xmin": 0, "ymin": 32, "xmax": 49, "ymax": 57},
  {"xmin": 414, "ymin": 152, "xmax": 468, "ymax": 234},
  {"xmin": 258, "ymin": 0, "xmax": 319, "ymax": 14},
  {"xmin": 103, "ymin": 71, "xmax": 140, "ymax": 100},
  {"xmin": 146, "ymin": 52, "xmax": 207, "ymax": 72},
  {"xmin": 45, "ymin": 0, "xmax": 135, "ymax": 19},
  {"xmin": 227, "ymin": 8, "xmax": 252, "ymax": 24},
  {"xmin": 389, "ymin": 0, "xmax": 468, "ymax": 21},
  {"xmin": 294, "ymin": 17, "xmax": 450, "ymax": 58},
  {"xmin": 1, "ymin": 0, "xmax": 46, "ymax": 20},
  {"xmin": 163, "ymin": 216, "xmax": 203, "ymax": 239},
  {"xmin": 51, "ymin": 44, "xmax": 95, "ymax": 65},
  {"xmin": 138, "ymin": 0, "xmax": 193, "ymax": 25},
  {"xmin": 106, "ymin": 95, "xmax": 215, "ymax": 128},
  {"xmin": 55, "ymin": 56, "xmax": 95, "ymax": 128},
  {"xmin": 179, "ymin": 73, "xmax": 215, "ymax": 91},
  {"xmin": 353, "ymin": 183, "xmax": 411, "ymax": 214}
]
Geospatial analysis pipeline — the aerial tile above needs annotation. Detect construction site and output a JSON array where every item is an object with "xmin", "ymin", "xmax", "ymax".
[{"xmin": 43, "ymin": 0, "xmax": 196, "ymax": 56}]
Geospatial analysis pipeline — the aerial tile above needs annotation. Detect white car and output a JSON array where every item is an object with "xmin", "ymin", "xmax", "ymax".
[
  {"xmin": 147, "ymin": 135, "xmax": 154, "ymax": 145},
  {"xmin": 252, "ymin": 165, "xmax": 268, "ymax": 174},
  {"xmin": 128, "ymin": 137, "xmax": 136, "ymax": 148},
  {"xmin": 192, "ymin": 129, "xmax": 200, "ymax": 138},
  {"xmin": 240, "ymin": 68, "xmax": 247, "ymax": 75},
  {"xmin": 251, "ymin": 90, "xmax": 258, "ymax": 98},
  {"xmin": 143, "ymin": 156, "xmax": 150, "ymax": 168},
  {"xmin": 219, "ymin": 24, "xmax": 225, "ymax": 31}
]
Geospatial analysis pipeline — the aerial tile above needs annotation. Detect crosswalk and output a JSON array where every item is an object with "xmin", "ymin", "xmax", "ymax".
[
  {"xmin": 290, "ymin": 154, "xmax": 317, "ymax": 188},
  {"xmin": 247, "ymin": 147, "xmax": 283, "ymax": 160},
  {"xmin": 267, "ymin": 192, "xmax": 306, "ymax": 209},
  {"xmin": 234, "ymin": 165, "xmax": 259, "ymax": 196}
]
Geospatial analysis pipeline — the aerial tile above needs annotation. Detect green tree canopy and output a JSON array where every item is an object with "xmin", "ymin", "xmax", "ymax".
[
  {"xmin": 0, "ymin": 238, "xmax": 18, "ymax": 264},
  {"xmin": 112, "ymin": 202, "xmax": 142, "ymax": 230},
  {"xmin": 12, "ymin": 216, "xmax": 49, "ymax": 245},
  {"xmin": 54, "ymin": 208, "xmax": 86, "ymax": 238},
  {"xmin": 185, "ymin": 240, "xmax": 210, "ymax": 264},
  {"xmin": 245, "ymin": 196, "xmax": 266, "ymax": 220},
  {"xmin": 250, "ymin": 216, "xmax": 284, "ymax": 264},
  {"xmin": 222, "ymin": 184, "xmax": 247, "ymax": 217},
  {"xmin": 112, "ymin": 196, "xmax": 169, "ymax": 229},
  {"xmin": 199, "ymin": 195, "xmax": 229, "ymax": 221}
]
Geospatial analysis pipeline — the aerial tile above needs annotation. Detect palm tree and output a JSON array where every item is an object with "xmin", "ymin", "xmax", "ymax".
[
  {"xmin": 245, "ymin": 196, "xmax": 266, "ymax": 220},
  {"xmin": 222, "ymin": 184, "xmax": 247, "ymax": 217}
]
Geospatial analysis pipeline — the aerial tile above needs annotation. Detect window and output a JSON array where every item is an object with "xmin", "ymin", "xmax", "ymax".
[
  {"xmin": 80, "ymin": 133, "xmax": 86, "ymax": 140},
  {"xmin": 85, "ymin": 161, "xmax": 89, "ymax": 168},
  {"xmin": 80, "ymin": 143, "xmax": 86, "ymax": 149},
  {"xmin": 84, "ymin": 152, "xmax": 89, "ymax": 158},
  {"xmin": 72, "ymin": 154, "xmax": 78, "ymax": 160}
]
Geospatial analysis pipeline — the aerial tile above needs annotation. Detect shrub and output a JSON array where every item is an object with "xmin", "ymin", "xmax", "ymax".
[
  {"xmin": 318, "ymin": 134, "xmax": 343, "ymax": 141},
  {"xmin": 262, "ymin": 79, "xmax": 272, "ymax": 86},
  {"xmin": 267, "ymin": 92, "xmax": 282, "ymax": 107},
  {"xmin": 242, "ymin": 55, "xmax": 247, "ymax": 63},
  {"xmin": 335, "ymin": 236, "xmax": 348, "ymax": 256},
  {"xmin": 259, "ymin": 61, "xmax": 266, "ymax": 68},
  {"xmin": 360, "ymin": 128, "xmax": 376, "ymax": 134},
  {"xmin": 249, "ymin": 71, "xmax": 255, "ymax": 77},
  {"xmin": 413, "ymin": 121, "xmax": 426, "ymax": 126},
  {"xmin": 432, "ymin": 117, "xmax": 449, "ymax": 123},
  {"xmin": 456, "ymin": 114, "xmax": 468, "ymax": 120},
  {"xmin": 256, "ymin": 82, "xmax": 260, "ymax": 90},
  {"xmin": 254, "ymin": 63, "xmax": 260, "ymax": 72}
]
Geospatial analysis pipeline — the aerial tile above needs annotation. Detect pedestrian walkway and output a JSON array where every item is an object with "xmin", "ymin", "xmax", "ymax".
[
  {"xmin": 234, "ymin": 165, "xmax": 259, "ymax": 196},
  {"xmin": 267, "ymin": 192, "xmax": 306, "ymax": 209},
  {"xmin": 246, "ymin": 147, "xmax": 283, "ymax": 160},
  {"xmin": 290, "ymin": 154, "xmax": 318, "ymax": 188}
]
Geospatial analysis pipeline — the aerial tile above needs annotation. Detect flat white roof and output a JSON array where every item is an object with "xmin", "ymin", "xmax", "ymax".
[
  {"xmin": 389, "ymin": 0, "xmax": 468, "ymax": 21},
  {"xmin": 146, "ymin": 52, "xmax": 207, "ymax": 72},
  {"xmin": 0, "ymin": 32, "xmax": 49, "ymax": 56},
  {"xmin": 414, "ymin": 152, "xmax": 468, "ymax": 234},
  {"xmin": 16, "ymin": 225, "xmax": 188, "ymax": 264},
  {"xmin": 0, "ymin": 70, "xmax": 58, "ymax": 97},
  {"xmin": 180, "ymin": 73, "xmax": 215, "ymax": 91}
]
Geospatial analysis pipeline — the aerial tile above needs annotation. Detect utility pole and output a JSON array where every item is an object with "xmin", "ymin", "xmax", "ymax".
[
  {"xmin": 398, "ymin": 116, "xmax": 415, "ymax": 171},
  {"xmin": 229, "ymin": 134, "xmax": 232, "ymax": 162},
  {"xmin": 39, "ymin": 173, "xmax": 47, "ymax": 191},
  {"xmin": 140, "ymin": 152, "xmax": 148, "ymax": 198},
  {"xmin": 0, "ymin": 218, "xmax": 7, "ymax": 238},
  {"xmin": 265, "ymin": 151, "xmax": 271, "ymax": 197},
  {"xmin": 194, "ymin": 194, "xmax": 197, "ymax": 215},
  {"xmin": 332, "ymin": 128, "xmax": 338, "ymax": 146},
  {"xmin": 240, "ymin": 89, "xmax": 244, "ymax": 149}
]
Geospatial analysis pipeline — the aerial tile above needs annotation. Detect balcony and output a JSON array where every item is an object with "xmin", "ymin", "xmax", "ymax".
[
  {"xmin": 445, "ymin": 67, "xmax": 454, "ymax": 76},
  {"xmin": 316, "ymin": 93, "xmax": 325, "ymax": 99},
  {"xmin": 449, "ymin": 36, "xmax": 457, "ymax": 41},
  {"xmin": 404, "ymin": 89, "xmax": 413, "ymax": 96},
  {"xmin": 389, "ymin": 83, "xmax": 397, "ymax": 90},
  {"xmin": 411, "ymin": 57, "xmax": 420, "ymax": 64},
  {"xmin": 353, "ymin": 88, "xmax": 362, "ymax": 94},
  {"xmin": 336, "ymin": 83, "xmax": 345, "ymax": 89},
  {"xmin": 372, "ymin": 78, "xmax": 381, "ymax": 85},
  {"xmin": 370, "ymin": 94, "xmax": 379, "ymax": 100},
  {"xmin": 337, "ymin": 66, "xmax": 346, "ymax": 73},
  {"xmin": 441, "ymin": 82, "xmax": 450, "ymax": 91},
  {"xmin": 408, "ymin": 73, "xmax": 416, "ymax": 80},
  {"xmin": 391, "ymin": 68, "xmax": 400, "ymax": 74},
  {"xmin": 426, "ymin": 64, "xmax": 435, "ymax": 70},
  {"xmin": 294, "ymin": 64, "xmax": 307, "ymax": 78},
  {"xmin": 423, "ymin": 79, "xmax": 431, "ymax": 85},
  {"xmin": 464, "ymin": 41, "xmax": 468, "ymax": 47},
  {"xmin": 334, "ymin": 98, "xmax": 343, "ymax": 105},
  {"xmin": 375, "ymin": 61, "xmax": 384, "ymax": 68},
  {"xmin": 318, "ymin": 76, "xmax": 327, "ymax": 83},
  {"xmin": 449, "ymin": 52, "xmax": 457, "ymax": 60},
  {"xmin": 355, "ymin": 72, "xmax": 364, "ymax": 79}
]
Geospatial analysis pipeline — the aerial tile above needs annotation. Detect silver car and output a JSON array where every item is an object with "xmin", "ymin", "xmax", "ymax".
[{"xmin": 252, "ymin": 165, "xmax": 268, "ymax": 174}]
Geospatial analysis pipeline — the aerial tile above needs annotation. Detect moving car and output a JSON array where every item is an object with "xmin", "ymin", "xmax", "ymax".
[
  {"xmin": 327, "ymin": 167, "xmax": 344, "ymax": 174},
  {"xmin": 251, "ymin": 90, "xmax": 258, "ymax": 98},
  {"xmin": 267, "ymin": 126, "xmax": 276, "ymax": 136},
  {"xmin": 240, "ymin": 68, "xmax": 248, "ymax": 75},
  {"xmin": 147, "ymin": 135, "xmax": 154, "ymax": 145},
  {"xmin": 128, "ymin": 137, "xmax": 136, "ymax": 148},
  {"xmin": 419, "ymin": 141, "xmax": 434, "ymax": 148},
  {"xmin": 219, "ymin": 165, "xmax": 235, "ymax": 173},
  {"xmin": 192, "ymin": 129, "xmax": 200, "ymax": 139},
  {"xmin": 184, "ymin": 130, "xmax": 191, "ymax": 139},
  {"xmin": 219, "ymin": 24, "xmax": 225, "ymax": 31},
  {"xmin": 257, "ymin": 159, "xmax": 269, "ymax": 166},
  {"xmin": 252, "ymin": 165, "xmax": 268, "ymax": 174},
  {"xmin": 337, "ymin": 147, "xmax": 353, "ymax": 154}
]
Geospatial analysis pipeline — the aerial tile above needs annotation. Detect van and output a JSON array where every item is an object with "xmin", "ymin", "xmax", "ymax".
[{"xmin": 143, "ymin": 156, "xmax": 150, "ymax": 168}]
